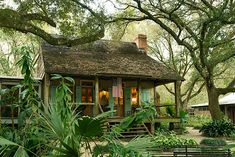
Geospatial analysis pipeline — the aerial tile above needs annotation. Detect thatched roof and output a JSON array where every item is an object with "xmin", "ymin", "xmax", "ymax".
[{"xmin": 41, "ymin": 40, "xmax": 183, "ymax": 81}]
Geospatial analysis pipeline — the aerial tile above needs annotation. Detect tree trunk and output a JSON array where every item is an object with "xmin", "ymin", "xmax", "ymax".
[
  {"xmin": 206, "ymin": 85, "xmax": 223, "ymax": 120},
  {"xmin": 181, "ymin": 100, "xmax": 189, "ymax": 111}
]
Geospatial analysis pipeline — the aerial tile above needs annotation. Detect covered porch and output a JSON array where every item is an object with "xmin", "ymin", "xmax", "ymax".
[
  {"xmin": 47, "ymin": 75, "xmax": 182, "ymax": 132},
  {"xmin": 95, "ymin": 77, "xmax": 181, "ymax": 119},
  {"xmin": 48, "ymin": 75, "xmax": 181, "ymax": 117}
]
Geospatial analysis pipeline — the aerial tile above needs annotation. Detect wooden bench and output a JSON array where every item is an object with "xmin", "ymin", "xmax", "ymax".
[{"xmin": 174, "ymin": 146, "xmax": 232, "ymax": 157}]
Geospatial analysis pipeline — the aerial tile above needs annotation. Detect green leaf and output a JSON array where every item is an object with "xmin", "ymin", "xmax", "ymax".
[
  {"xmin": 95, "ymin": 111, "xmax": 114, "ymax": 120},
  {"xmin": 60, "ymin": 140, "xmax": 78, "ymax": 156},
  {"xmin": 13, "ymin": 147, "xmax": 29, "ymax": 157},
  {"xmin": 51, "ymin": 74, "xmax": 62, "ymax": 80},
  {"xmin": 0, "ymin": 137, "xmax": 18, "ymax": 146},
  {"xmin": 76, "ymin": 116, "xmax": 104, "ymax": 138},
  {"xmin": 64, "ymin": 77, "xmax": 75, "ymax": 84}
]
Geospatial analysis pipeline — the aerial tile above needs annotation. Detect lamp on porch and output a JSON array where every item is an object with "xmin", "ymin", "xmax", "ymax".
[{"xmin": 101, "ymin": 90, "xmax": 107, "ymax": 96}]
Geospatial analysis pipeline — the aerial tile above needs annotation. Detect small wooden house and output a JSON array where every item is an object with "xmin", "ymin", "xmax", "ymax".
[
  {"xmin": 40, "ymin": 34, "xmax": 183, "ymax": 124},
  {"xmin": 0, "ymin": 35, "xmax": 183, "ymax": 132}
]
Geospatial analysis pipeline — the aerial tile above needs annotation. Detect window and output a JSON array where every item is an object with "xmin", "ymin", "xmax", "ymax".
[
  {"xmin": 131, "ymin": 88, "xmax": 138, "ymax": 105},
  {"xmin": 198, "ymin": 106, "xmax": 208, "ymax": 111},
  {"xmin": 81, "ymin": 81, "xmax": 93, "ymax": 103},
  {"xmin": 1, "ymin": 84, "xmax": 20, "ymax": 118}
]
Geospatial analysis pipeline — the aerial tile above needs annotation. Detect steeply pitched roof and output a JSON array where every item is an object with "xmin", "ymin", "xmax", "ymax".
[{"xmin": 41, "ymin": 40, "xmax": 183, "ymax": 81}]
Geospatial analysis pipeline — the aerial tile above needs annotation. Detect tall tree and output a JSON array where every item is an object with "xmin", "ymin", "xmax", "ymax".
[
  {"xmin": 149, "ymin": 32, "xmax": 205, "ymax": 110},
  {"xmin": 0, "ymin": 0, "xmax": 105, "ymax": 46},
  {"xmin": 109, "ymin": 0, "xmax": 235, "ymax": 120}
]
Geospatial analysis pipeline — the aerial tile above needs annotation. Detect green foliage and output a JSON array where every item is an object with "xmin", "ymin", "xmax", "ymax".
[
  {"xmin": 0, "ymin": 136, "xmax": 18, "ymax": 146},
  {"xmin": 39, "ymin": 103, "xmax": 82, "ymax": 157},
  {"xmin": 200, "ymin": 138, "xmax": 227, "ymax": 146},
  {"xmin": 1, "ymin": 0, "xmax": 105, "ymax": 46},
  {"xmin": 0, "ymin": 55, "xmax": 157, "ymax": 157},
  {"xmin": 76, "ymin": 116, "xmax": 105, "ymax": 138},
  {"xmin": 51, "ymin": 74, "xmax": 74, "ymax": 117},
  {"xmin": 187, "ymin": 115, "xmax": 211, "ymax": 129},
  {"xmin": 93, "ymin": 136, "xmax": 154, "ymax": 157},
  {"xmin": 16, "ymin": 46, "xmax": 41, "ymax": 126},
  {"xmin": 113, "ymin": 103, "xmax": 156, "ymax": 133},
  {"xmin": 0, "ymin": 125, "xmax": 48, "ymax": 157},
  {"xmin": 0, "ymin": 46, "xmax": 48, "ymax": 157},
  {"xmin": 200, "ymin": 119, "xmax": 235, "ymax": 137},
  {"xmin": 0, "ymin": 86, "xmax": 20, "ymax": 125},
  {"xmin": 166, "ymin": 106, "xmax": 175, "ymax": 117},
  {"xmin": 179, "ymin": 110, "xmax": 189, "ymax": 123},
  {"xmin": 153, "ymin": 131, "xmax": 197, "ymax": 150},
  {"xmin": 177, "ymin": 110, "xmax": 189, "ymax": 133},
  {"xmin": 0, "ymin": 30, "xmax": 39, "ymax": 76}
]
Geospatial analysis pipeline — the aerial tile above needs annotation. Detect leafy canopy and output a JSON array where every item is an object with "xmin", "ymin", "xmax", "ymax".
[{"xmin": 0, "ymin": 0, "xmax": 106, "ymax": 46}]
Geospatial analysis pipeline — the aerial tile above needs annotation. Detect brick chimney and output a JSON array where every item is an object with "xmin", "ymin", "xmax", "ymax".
[{"xmin": 134, "ymin": 34, "xmax": 147, "ymax": 53}]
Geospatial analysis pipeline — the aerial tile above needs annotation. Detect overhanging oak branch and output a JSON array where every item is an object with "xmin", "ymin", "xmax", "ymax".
[{"xmin": 0, "ymin": 8, "xmax": 104, "ymax": 46}]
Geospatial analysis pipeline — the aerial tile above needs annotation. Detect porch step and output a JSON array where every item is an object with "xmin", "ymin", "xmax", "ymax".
[
  {"xmin": 120, "ymin": 124, "xmax": 149, "ymax": 138},
  {"xmin": 106, "ymin": 121, "xmax": 150, "ymax": 138}
]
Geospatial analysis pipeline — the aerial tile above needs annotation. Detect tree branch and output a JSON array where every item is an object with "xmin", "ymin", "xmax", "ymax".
[
  {"xmin": 188, "ymin": 82, "xmax": 205, "ymax": 100},
  {"xmin": 130, "ymin": 0, "xmax": 204, "ymax": 77},
  {"xmin": 226, "ymin": 77, "xmax": 235, "ymax": 88},
  {"xmin": 201, "ymin": 0, "xmax": 216, "ymax": 12},
  {"xmin": 108, "ymin": 16, "xmax": 150, "ymax": 23},
  {"xmin": 22, "ymin": 13, "xmax": 56, "ymax": 27},
  {"xmin": 181, "ymin": 74, "xmax": 200, "ymax": 97},
  {"xmin": 71, "ymin": 0, "xmax": 104, "ymax": 21},
  {"xmin": 210, "ymin": 49, "xmax": 235, "ymax": 66},
  {"xmin": 163, "ymin": 84, "xmax": 175, "ymax": 95},
  {"xmin": 0, "ymin": 9, "xmax": 104, "ymax": 46},
  {"xmin": 217, "ymin": 87, "xmax": 235, "ymax": 95}
]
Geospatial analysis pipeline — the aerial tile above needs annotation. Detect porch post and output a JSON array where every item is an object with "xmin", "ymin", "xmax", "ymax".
[
  {"xmin": 43, "ymin": 73, "xmax": 50, "ymax": 112},
  {"xmin": 174, "ymin": 81, "xmax": 181, "ymax": 117},
  {"xmin": 138, "ymin": 80, "xmax": 141, "ymax": 105},
  {"xmin": 154, "ymin": 82, "xmax": 160, "ymax": 115},
  {"xmin": 94, "ymin": 77, "xmax": 99, "ymax": 115}
]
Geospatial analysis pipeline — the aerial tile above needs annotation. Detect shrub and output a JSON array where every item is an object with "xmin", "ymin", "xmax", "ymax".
[
  {"xmin": 199, "ymin": 119, "xmax": 235, "ymax": 137},
  {"xmin": 187, "ymin": 115, "xmax": 211, "ymax": 129},
  {"xmin": 166, "ymin": 106, "xmax": 176, "ymax": 117},
  {"xmin": 153, "ymin": 131, "xmax": 197, "ymax": 150},
  {"xmin": 200, "ymin": 138, "xmax": 227, "ymax": 146}
]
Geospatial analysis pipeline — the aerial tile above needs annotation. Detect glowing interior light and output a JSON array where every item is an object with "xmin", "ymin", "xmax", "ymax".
[
  {"xmin": 132, "ymin": 97, "xmax": 137, "ymax": 102},
  {"xmin": 102, "ymin": 90, "xmax": 107, "ymax": 95}
]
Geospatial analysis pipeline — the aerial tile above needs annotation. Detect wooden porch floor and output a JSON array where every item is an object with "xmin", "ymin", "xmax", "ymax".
[{"xmin": 107, "ymin": 117, "xmax": 181, "ymax": 123}]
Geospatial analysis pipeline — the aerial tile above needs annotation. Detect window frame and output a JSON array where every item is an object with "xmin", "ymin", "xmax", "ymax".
[{"xmin": 80, "ymin": 80, "xmax": 94, "ymax": 104}]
